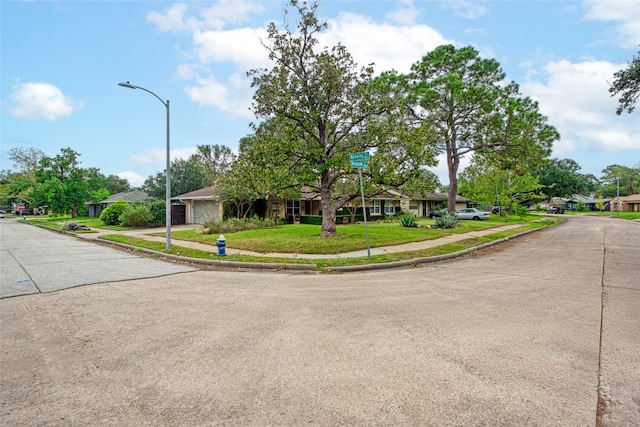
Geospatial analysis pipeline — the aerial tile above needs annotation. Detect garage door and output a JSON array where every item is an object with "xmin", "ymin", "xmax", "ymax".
[{"xmin": 193, "ymin": 200, "xmax": 218, "ymax": 224}]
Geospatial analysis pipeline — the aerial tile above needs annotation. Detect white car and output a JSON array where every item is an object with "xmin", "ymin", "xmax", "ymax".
[{"xmin": 455, "ymin": 208, "xmax": 491, "ymax": 220}]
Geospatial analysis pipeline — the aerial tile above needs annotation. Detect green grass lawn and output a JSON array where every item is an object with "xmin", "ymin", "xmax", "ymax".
[
  {"xmin": 100, "ymin": 219, "xmax": 554, "ymax": 269},
  {"xmin": 168, "ymin": 214, "xmax": 547, "ymax": 254},
  {"xmin": 25, "ymin": 215, "xmax": 132, "ymax": 232}
]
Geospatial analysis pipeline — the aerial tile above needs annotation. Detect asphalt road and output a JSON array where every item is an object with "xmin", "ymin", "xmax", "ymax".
[
  {"xmin": 0, "ymin": 219, "xmax": 196, "ymax": 298},
  {"xmin": 0, "ymin": 216, "xmax": 638, "ymax": 426}
]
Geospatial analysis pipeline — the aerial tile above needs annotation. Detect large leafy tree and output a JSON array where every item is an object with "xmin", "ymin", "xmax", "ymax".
[
  {"xmin": 394, "ymin": 45, "xmax": 558, "ymax": 212},
  {"xmin": 610, "ymin": 48, "xmax": 640, "ymax": 115},
  {"xmin": 534, "ymin": 158, "xmax": 591, "ymax": 199},
  {"xmin": 143, "ymin": 144, "xmax": 235, "ymax": 199},
  {"xmin": 1, "ymin": 147, "xmax": 47, "ymax": 208},
  {"xmin": 32, "ymin": 147, "xmax": 88, "ymax": 217},
  {"xmin": 459, "ymin": 159, "xmax": 544, "ymax": 210},
  {"xmin": 248, "ymin": 1, "xmax": 436, "ymax": 237},
  {"xmin": 600, "ymin": 164, "xmax": 640, "ymax": 196}
]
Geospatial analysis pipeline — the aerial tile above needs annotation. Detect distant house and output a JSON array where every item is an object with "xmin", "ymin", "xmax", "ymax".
[
  {"xmin": 564, "ymin": 195, "xmax": 611, "ymax": 211},
  {"xmin": 610, "ymin": 194, "xmax": 640, "ymax": 212},
  {"xmin": 172, "ymin": 186, "xmax": 222, "ymax": 224},
  {"xmin": 88, "ymin": 191, "xmax": 152, "ymax": 217}
]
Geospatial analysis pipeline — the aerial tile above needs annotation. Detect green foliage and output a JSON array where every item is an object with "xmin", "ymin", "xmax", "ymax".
[
  {"xmin": 144, "ymin": 200, "xmax": 166, "ymax": 227},
  {"xmin": 31, "ymin": 147, "xmax": 88, "ymax": 218},
  {"xmin": 459, "ymin": 159, "xmax": 544, "ymax": 208},
  {"xmin": 143, "ymin": 144, "xmax": 234, "ymax": 199},
  {"xmin": 515, "ymin": 205, "xmax": 529, "ymax": 219},
  {"xmin": 394, "ymin": 44, "xmax": 558, "ymax": 211},
  {"xmin": 609, "ymin": 48, "xmax": 640, "ymax": 115},
  {"xmin": 120, "ymin": 205, "xmax": 152, "ymax": 227},
  {"xmin": 434, "ymin": 212, "xmax": 458, "ymax": 229},
  {"xmin": 576, "ymin": 202, "xmax": 589, "ymax": 212},
  {"xmin": 534, "ymin": 158, "xmax": 590, "ymax": 199},
  {"xmin": 200, "ymin": 216, "xmax": 279, "ymax": 234},
  {"xmin": 100, "ymin": 200, "xmax": 129, "ymax": 225},
  {"xmin": 400, "ymin": 214, "xmax": 418, "ymax": 228},
  {"xmin": 247, "ymin": 1, "xmax": 436, "ymax": 237}
]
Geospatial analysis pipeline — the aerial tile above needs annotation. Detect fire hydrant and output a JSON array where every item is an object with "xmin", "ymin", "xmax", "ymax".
[{"xmin": 216, "ymin": 234, "xmax": 226, "ymax": 257}]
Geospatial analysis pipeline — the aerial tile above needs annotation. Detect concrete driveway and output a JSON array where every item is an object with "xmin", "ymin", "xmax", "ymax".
[
  {"xmin": 0, "ymin": 216, "xmax": 638, "ymax": 426},
  {"xmin": 0, "ymin": 219, "xmax": 196, "ymax": 298}
]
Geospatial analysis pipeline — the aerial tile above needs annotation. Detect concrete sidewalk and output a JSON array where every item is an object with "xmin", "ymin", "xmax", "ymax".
[{"xmin": 76, "ymin": 223, "xmax": 526, "ymax": 259}]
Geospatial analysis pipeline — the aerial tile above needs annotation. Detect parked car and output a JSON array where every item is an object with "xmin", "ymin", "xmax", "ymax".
[
  {"xmin": 428, "ymin": 208, "xmax": 450, "ymax": 219},
  {"xmin": 546, "ymin": 206, "xmax": 565, "ymax": 214},
  {"xmin": 455, "ymin": 208, "xmax": 491, "ymax": 220}
]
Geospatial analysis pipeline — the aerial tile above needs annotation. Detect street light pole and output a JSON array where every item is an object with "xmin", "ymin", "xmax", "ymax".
[
  {"xmin": 118, "ymin": 82, "xmax": 171, "ymax": 250},
  {"xmin": 616, "ymin": 176, "xmax": 620, "ymax": 217}
]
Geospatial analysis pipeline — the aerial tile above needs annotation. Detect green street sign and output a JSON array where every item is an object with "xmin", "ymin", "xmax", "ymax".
[{"xmin": 349, "ymin": 151, "xmax": 370, "ymax": 168}]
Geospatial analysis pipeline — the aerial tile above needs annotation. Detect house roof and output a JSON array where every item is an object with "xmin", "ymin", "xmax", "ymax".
[
  {"xmin": 619, "ymin": 194, "xmax": 640, "ymax": 202},
  {"xmin": 173, "ymin": 185, "xmax": 217, "ymax": 200},
  {"xmin": 99, "ymin": 191, "xmax": 151, "ymax": 204}
]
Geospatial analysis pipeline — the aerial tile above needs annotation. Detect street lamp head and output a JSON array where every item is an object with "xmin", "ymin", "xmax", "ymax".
[{"xmin": 118, "ymin": 82, "xmax": 136, "ymax": 89}]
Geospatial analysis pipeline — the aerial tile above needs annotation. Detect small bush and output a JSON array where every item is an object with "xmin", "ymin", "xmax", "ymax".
[
  {"xmin": 515, "ymin": 205, "xmax": 529, "ymax": 219},
  {"xmin": 200, "ymin": 216, "xmax": 279, "ymax": 234},
  {"xmin": 576, "ymin": 202, "xmax": 589, "ymax": 212},
  {"xmin": 144, "ymin": 200, "xmax": 166, "ymax": 226},
  {"xmin": 434, "ymin": 212, "xmax": 458, "ymax": 229},
  {"xmin": 400, "ymin": 214, "xmax": 418, "ymax": 228},
  {"xmin": 120, "ymin": 205, "xmax": 152, "ymax": 227},
  {"xmin": 100, "ymin": 200, "xmax": 129, "ymax": 225}
]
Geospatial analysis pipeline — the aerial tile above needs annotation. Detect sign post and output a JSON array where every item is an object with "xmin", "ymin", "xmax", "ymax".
[{"xmin": 350, "ymin": 152, "xmax": 371, "ymax": 261}]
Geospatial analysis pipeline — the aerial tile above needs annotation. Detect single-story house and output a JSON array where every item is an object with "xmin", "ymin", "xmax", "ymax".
[
  {"xmin": 564, "ymin": 195, "xmax": 611, "ymax": 211},
  {"xmin": 266, "ymin": 187, "xmax": 474, "ymax": 221},
  {"xmin": 610, "ymin": 194, "xmax": 640, "ymax": 212},
  {"xmin": 88, "ymin": 191, "xmax": 151, "ymax": 217},
  {"xmin": 172, "ymin": 186, "xmax": 222, "ymax": 224}
]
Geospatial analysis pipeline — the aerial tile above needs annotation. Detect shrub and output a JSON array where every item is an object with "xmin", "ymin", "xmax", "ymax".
[
  {"xmin": 120, "ymin": 205, "xmax": 152, "ymax": 227},
  {"xmin": 576, "ymin": 202, "xmax": 589, "ymax": 212},
  {"xmin": 515, "ymin": 205, "xmax": 529, "ymax": 219},
  {"xmin": 100, "ymin": 200, "xmax": 129, "ymax": 225},
  {"xmin": 200, "ymin": 216, "xmax": 279, "ymax": 234},
  {"xmin": 434, "ymin": 212, "xmax": 458, "ymax": 229},
  {"xmin": 400, "ymin": 214, "xmax": 418, "ymax": 228},
  {"xmin": 139, "ymin": 200, "xmax": 166, "ymax": 227}
]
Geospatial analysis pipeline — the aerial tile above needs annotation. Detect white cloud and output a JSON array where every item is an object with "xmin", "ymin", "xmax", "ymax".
[
  {"xmin": 148, "ymin": 1, "xmax": 265, "ymax": 32},
  {"xmin": 521, "ymin": 59, "xmax": 640, "ymax": 156},
  {"xmin": 147, "ymin": 3, "xmax": 193, "ymax": 32},
  {"xmin": 385, "ymin": 0, "xmax": 420, "ymax": 25},
  {"xmin": 184, "ymin": 73, "xmax": 254, "ymax": 118},
  {"xmin": 583, "ymin": 0, "xmax": 640, "ymax": 48},
  {"xmin": 192, "ymin": 27, "xmax": 268, "ymax": 70},
  {"xmin": 8, "ymin": 82, "xmax": 83, "ymax": 121},
  {"xmin": 441, "ymin": 0, "xmax": 488, "ymax": 20},
  {"xmin": 130, "ymin": 146, "xmax": 199, "ymax": 165},
  {"xmin": 117, "ymin": 171, "xmax": 146, "ymax": 188},
  {"xmin": 323, "ymin": 13, "xmax": 452, "ymax": 74}
]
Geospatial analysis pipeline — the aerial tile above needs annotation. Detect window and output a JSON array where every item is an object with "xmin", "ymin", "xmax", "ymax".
[
  {"xmin": 370, "ymin": 199, "xmax": 381, "ymax": 215},
  {"xmin": 384, "ymin": 201, "xmax": 395, "ymax": 215},
  {"xmin": 286, "ymin": 200, "xmax": 300, "ymax": 217}
]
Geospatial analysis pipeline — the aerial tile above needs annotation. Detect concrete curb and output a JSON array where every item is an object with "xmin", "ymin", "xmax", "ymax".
[
  {"xmin": 89, "ymin": 225, "xmax": 549, "ymax": 273},
  {"xmin": 90, "ymin": 238, "xmax": 318, "ymax": 271},
  {"xmin": 325, "ymin": 226, "xmax": 545, "ymax": 272},
  {"xmin": 24, "ymin": 219, "xmax": 552, "ymax": 273}
]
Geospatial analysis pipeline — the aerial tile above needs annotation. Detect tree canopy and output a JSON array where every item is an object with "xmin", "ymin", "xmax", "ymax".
[
  {"xmin": 610, "ymin": 48, "xmax": 640, "ymax": 115},
  {"xmin": 247, "ymin": 0, "xmax": 437, "ymax": 236},
  {"xmin": 387, "ymin": 44, "xmax": 558, "ymax": 212}
]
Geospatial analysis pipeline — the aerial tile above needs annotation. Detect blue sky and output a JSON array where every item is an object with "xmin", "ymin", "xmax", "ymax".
[{"xmin": 2, "ymin": 0, "xmax": 639, "ymax": 187}]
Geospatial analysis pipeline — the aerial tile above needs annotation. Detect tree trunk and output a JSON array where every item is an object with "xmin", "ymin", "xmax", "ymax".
[
  {"xmin": 446, "ymin": 145, "xmax": 460, "ymax": 213},
  {"xmin": 320, "ymin": 170, "xmax": 337, "ymax": 237}
]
